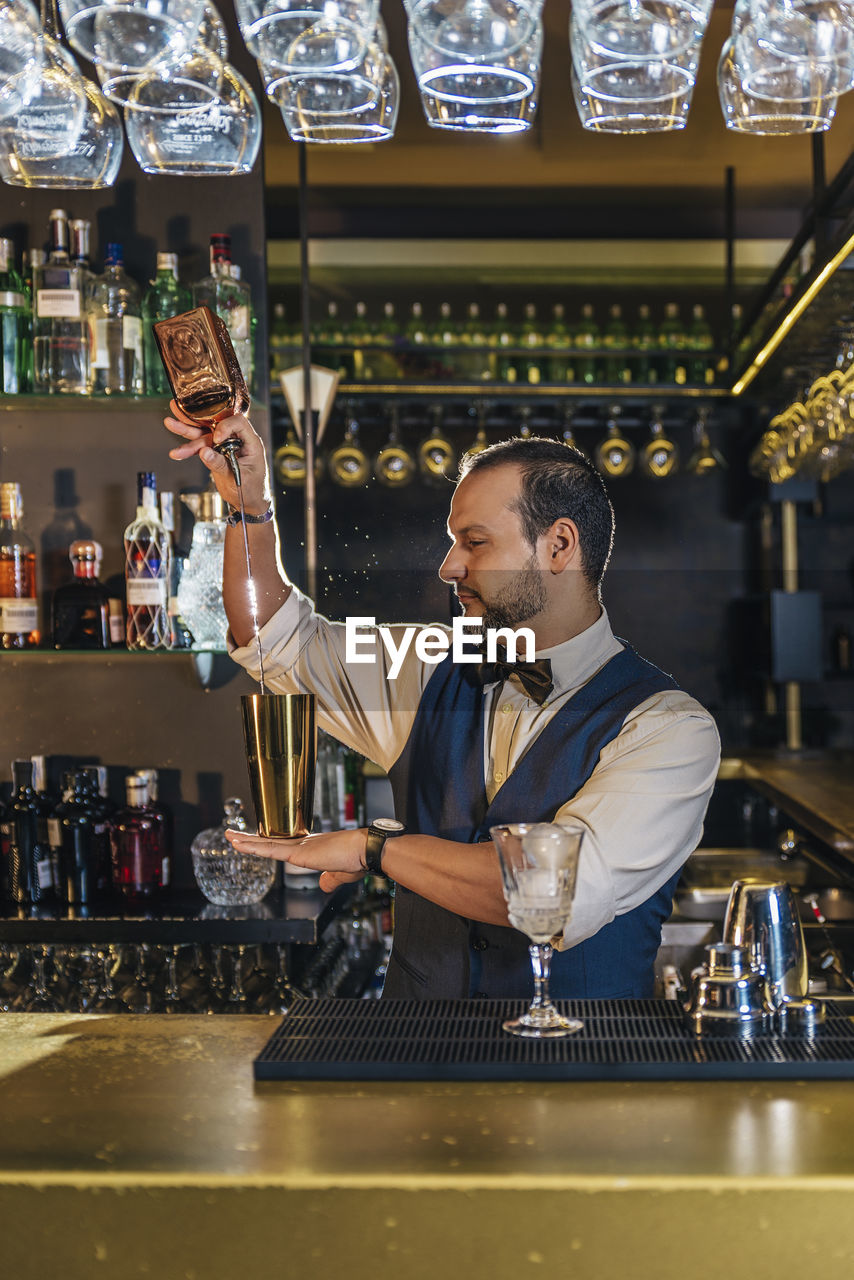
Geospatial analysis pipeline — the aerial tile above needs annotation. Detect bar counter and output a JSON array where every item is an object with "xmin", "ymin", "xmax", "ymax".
[{"xmin": 3, "ymin": 1011, "xmax": 854, "ymax": 1278}]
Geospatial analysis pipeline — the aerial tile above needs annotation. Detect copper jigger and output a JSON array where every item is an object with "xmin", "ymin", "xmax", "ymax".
[{"xmin": 240, "ymin": 694, "xmax": 316, "ymax": 837}]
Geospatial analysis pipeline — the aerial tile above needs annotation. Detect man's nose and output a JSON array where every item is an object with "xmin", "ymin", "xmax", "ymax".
[{"xmin": 438, "ymin": 547, "xmax": 465, "ymax": 583}]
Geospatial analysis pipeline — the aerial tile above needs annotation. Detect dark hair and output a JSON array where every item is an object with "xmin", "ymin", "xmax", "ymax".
[{"xmin": 458, "ymin": 436, "xmax": 615, "ymax": 594}]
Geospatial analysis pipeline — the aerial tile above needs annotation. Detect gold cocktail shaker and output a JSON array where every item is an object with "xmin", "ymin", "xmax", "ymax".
[{"xmin": 240, "ymin": 693, "xmax": 316, "ymax": 838}]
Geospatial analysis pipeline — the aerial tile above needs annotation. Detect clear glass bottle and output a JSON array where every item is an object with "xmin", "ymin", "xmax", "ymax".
[
  {"xmin": 9, "ymin": 759, "xmax": 55, "ymax": 908},
  {"xmin": 191, "ymin": 796, "xmax": 275, "ymax": 906},
  {"xmin": 0, "ymin": 481, "xmax": 39, "ymax": 649},
  {"xmin": 176, "ymin": 487, "xmax": 230, "ymax": 650},
  {"xmin": 405, "ymin": 301, "xmax": 428, "ymax": 346},
  {"xmin": 124, "ymin": 471, "xmax": 173, "ymax": 651},
  {"xmin": 574, "ymin": 303, "xmax": 602, "ymax": 385},
  {"xmin": 461, "ymin": 302, "xmax": 491, "ymax": 381},
  {"xmin": 192, "ymin": 233, "xmax": 253, "ymax": 391},
  {"xmin": 32, "ymin": 208, "xmax": 91, "ymax": 395},
  {"xmin": 0, "ymin": 238, "xmax": 29, "ymax": 394},
  {"xmin": 142, "ymin": 252, "xmax": 192, "ymax": 396},
  {"xmin": 51, "ymin": 538, "xmax": 111, "ymax": 650},
  {"xmin": 89, "ymin": 242, "xmax": 144, "ymax": 396},
  {"xmin": 109, "ymin": 774, "xmax": 168, "ymax": 903}
]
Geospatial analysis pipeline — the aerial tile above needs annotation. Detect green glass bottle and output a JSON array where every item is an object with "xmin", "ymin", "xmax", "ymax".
[
  {"xmin": 658, "ymin": 302, "xmax": 687, "ymax": 385},
  {"xmin": 0, "ymin": 238, "xmax": 28, "ymax": 395},
  {"xmin": 142, "ymin": 253, "xmax": 192, "ymax": 396},
  {"xmin": 574, "ymin": 304, "xmax": 601, "ymax": 385},
  {"xmin": 633, "ymin": 303, "xmax": 658, "ymax": 384},
  {"xmin": 688, "ymin": 303, "xmax": 715, "ymax": 385},
  {"xmin": 546, "ymin": 303, "xmax": 571, "ymax": 382},
  {"xmin": 520, "ymin": 303, "xmax": 544, "ymax": 385},
  {"xmin": 492, "ymin": 302, "xmax": 517, "ymax": 384},
  {"xmin": 603, "ymin": 303, "xmax": 630, "ymax": 384}
]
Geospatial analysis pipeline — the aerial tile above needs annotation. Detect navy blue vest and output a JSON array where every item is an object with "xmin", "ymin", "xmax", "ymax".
[{"xmin": 385, "ymin": 645, "xmax": 682, "ymax": 1001}]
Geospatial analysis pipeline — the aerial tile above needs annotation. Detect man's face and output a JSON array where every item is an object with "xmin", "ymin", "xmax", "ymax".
[{"xmin": 438, "ymin": 464, "xmax": 548, "ymax": 630}]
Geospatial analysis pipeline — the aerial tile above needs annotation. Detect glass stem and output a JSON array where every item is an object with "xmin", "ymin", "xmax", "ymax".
[{"xmin": 528, "ymin": 942, "xmax": 553, "ymax": 1011}]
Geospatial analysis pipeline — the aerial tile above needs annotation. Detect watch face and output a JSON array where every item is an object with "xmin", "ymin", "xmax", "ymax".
[{"xmin": 372, "ymin": 818, "xmax": 404, "ymax": 835}]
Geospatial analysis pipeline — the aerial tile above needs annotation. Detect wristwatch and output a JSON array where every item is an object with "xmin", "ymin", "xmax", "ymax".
[{"xmin": 363, "ymin": 818, "xmax": 405, "ymax": 875}]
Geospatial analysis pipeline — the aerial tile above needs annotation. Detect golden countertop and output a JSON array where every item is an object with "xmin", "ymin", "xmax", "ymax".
[{"xmin": 3, "ymin": 1012, "xmax": 854, "ymax": 1279}]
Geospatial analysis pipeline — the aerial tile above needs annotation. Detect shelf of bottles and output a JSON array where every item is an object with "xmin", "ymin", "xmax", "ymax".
[{"xmin": 270, "ymin": 295, "xmax": 730, "ymax": 398}]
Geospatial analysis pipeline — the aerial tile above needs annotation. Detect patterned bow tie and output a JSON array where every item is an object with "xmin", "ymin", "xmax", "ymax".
[{"xmin": 472, "ymin": 648, "xmax": 554, "ymax": 706}]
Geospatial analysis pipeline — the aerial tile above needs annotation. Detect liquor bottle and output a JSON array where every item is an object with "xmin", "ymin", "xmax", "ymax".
[
  {"xmin": 89, "ymin": 243, "xmax": 144, "ymax": 396},
  {"xmin": 0, "ymin": 237, "xmax": 29, "ymax": 394},
  {"xmin": 79, "ymin": 766, "xmax": 114, "ymax": 902},
  {"xmin": 0, "ymin": 482, "xmax": 39, "ymax": 649},
  {"xmin": 405, "ymin": 301, "xmax": 428, "ymax": 346},
  {"xmin": 51, "ymin": 539, "xmax": 111, "ymax": 649},
  {"xmin": 51, "ymin": 769, "xmax": 102, "ymax": 908},
  {"xmin": 492, "ymin": 302, "xmax": 517, "ymax": 383},
  {"xmin": 8, "ymin": 759, "xmax": 55, "ymax": 908},
  {"xmin": 546, "ymin": 303, "xmax": 571, "ymax": 382},
  {"xmin": 688, "ymin": 303, "xmax": 715, "ymax": 385},
  {"xmin": 574, "ymin": 304, "xmax": 602, "ymax": 385},
  {"xmin": 176, "ymin": 487, "xmax": 229, "ymax": 650},
  {"xmin": 519, "ymin": 303, "xmax": 544, "ymax": 385},
  {"xmin": 658, "ymin": 302, "xmax": 687, "ymax": 385},
  {"xmin": 431, "ymin": 301, "xmax": 455, "ymax": 348},
  {"xmin": 134, "ymin": 769, "xmax": 171, "ymax": 887},
  {"xmin": 32, "ymin": 209, "xmax": 91, "ymax": 395},
  {"xmin": 70, "ymin": 220, "xmax": 92, "ymax": 273},
  {"xmin": 633, "ymin": 304, "xmax": 658, "ymax": 384},
  {"xmin": 109, "ymin": 774, "xmax": 169, "ymax": 902},
  {"xmin": 461, "ymin": 303, "xmax": 491, "ymax": 381},
  {"xmin": 124, "ymin": 471, "xmax": 173, "ymax": 651},
  {"xmin": 0, "ymin": 791, "xmax": 10, "ymax": 909},
  {"xmin": 603, "ymin": 304, "xmax": 631, "ymax": 384},
  {"xmin": 159, "ymin": 490, "xmax": 193, "ymax": 651},
  {"xmin": 192, "ymin": 233, "xmax": 253, "ymax": 391},
  {"xmin": 142, "ymin": 252, "xmax": 192, "ymax": 396},
  {"xmin": 374, "ymin": 301, "xmax": 401, "ymax": 379},
  {"xmin": 321, "ymin": 300, "xmax": 352, "ymax": 380},
  {"xmin": 269, "ymin": 301, "xmax": 298, "ymax": 374},
  {"xmin": 31, "ymin": 754, "xmax": 60, "ymax": 896},
  {"xmin": 377, "ymin": 301, "xmax": 397, "ymax": 347}
]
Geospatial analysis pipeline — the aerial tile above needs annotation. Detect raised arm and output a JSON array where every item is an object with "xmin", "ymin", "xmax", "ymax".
[{"xmin": 164, "ymin": 406, "xmax": 290, "ymax": 646}]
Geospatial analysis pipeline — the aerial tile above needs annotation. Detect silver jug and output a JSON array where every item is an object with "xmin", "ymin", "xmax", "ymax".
[
  {"xmin": 683, "ymin": 942, "xmax": 770, "ymax": 1037},
  {"xmin": 722, "ymin": 880, "xmax": 809, "ymax": 1008}
]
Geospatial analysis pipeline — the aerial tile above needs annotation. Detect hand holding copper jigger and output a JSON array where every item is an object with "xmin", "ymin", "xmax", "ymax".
[{"xmin": 153, "ymin": 305, "xmax": 250, "ymax": 487}]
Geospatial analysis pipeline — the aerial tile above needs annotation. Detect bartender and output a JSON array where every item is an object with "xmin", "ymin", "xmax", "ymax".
[{"xmin": 165, "ymin": 407, "xmax": 720, "ymax": 1000}]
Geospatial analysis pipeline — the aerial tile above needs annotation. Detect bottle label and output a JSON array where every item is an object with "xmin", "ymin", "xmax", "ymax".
[
  {"xmin": 109, "ymin": 609, "xmax": 125, "ymax": 643},
  {"xmin": 0, "ymin": 291, "xmax": 26, "ymax": 310},
  {"xmin": 92, "ymin": 318, "xmax": 110, "ymax": 369},
  {"xmin": 36, "ymin": 288, "xmax": 81, "ymax": 319},
  {"xmin": 123, "ymin": 315, "xmax": 142, "ymax": 354},
  {"xmin": 36, "ymin": 858, "xmax": 53, "ymax": 890},
  {"xmin": 0, "ymin": 242, "xmax": 8, "ymax": 271},
  {"xmin": 227, "ymin": 306, "xmax": 250, "ymax": 341},
  {"xmin": 126, "ymin": 579, "xmax": 167, "ymax": 607},
  {"xmin": 0, "ymin": 599, "xmax": 38, "ymax": 631},
  {"xmin": 48, "ymin": 818, "xmax": 62, "ymax": 848}
]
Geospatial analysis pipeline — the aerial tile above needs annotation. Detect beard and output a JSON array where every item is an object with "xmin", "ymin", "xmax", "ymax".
[{"xmin": 478, "ymin": 554, "xmax": 547, "ymax": 632}]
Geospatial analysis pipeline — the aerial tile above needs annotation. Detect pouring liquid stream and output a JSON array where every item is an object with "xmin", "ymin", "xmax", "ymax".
[{"xmin": 219, "ymin": 438, "xmax": 267, "ymax": 695}]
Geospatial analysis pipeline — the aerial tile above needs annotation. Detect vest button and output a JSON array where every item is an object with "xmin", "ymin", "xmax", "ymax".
[{"xmin": 472, "ymin": 937, "xmax": 489, "ymax": 952}]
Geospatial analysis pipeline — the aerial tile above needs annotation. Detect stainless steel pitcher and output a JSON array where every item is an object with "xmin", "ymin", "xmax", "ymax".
[{"xmin": 722, "ymin": 880, "xmax": 809, "ymax": 1008}]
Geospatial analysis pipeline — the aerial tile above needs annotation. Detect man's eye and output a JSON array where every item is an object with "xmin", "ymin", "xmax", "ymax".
[{"xmin": 468, "ymin": 540, "xmax": 486, "ymax": 547}]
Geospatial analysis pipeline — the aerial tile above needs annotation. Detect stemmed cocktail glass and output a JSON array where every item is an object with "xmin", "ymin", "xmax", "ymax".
[{"xmin": 491, "ymin": 822, "xmax": 584, "ymax": 1038}]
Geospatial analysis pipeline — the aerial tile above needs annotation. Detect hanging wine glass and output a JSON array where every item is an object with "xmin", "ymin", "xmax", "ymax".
[
  {"xmin": 0, "ymin": 0, "xmax": 43, "ymax": 122},
  {"xmin": 124, "ymin": 60, "xmax": 261, "ymax": 175},
  {"xmin": 463, "ymin": 401, "xmax": 491, "ymax": 457},
  {"xmin": 594, "ymin": 407, "xmax": 635, "ymax": 477},
  {"xmin": 373, "ymin": 404, "xmax": 416, "ymax": 487},
  {"xmin": 273, "ymin": 427, "xmax": 325, "ymax": 488},
  {"xmin": 561, "ymin": 405, "xmax": 585, "ymax": 454},
  {"xmin": 418, "ymin": 404, "xmax": 457, "ymax": 486},
  {"xmin": 685, "ymin": 411, "xmax": 727, "ymax": 475},
  {"xmin": 97, "ymin": 1, "xmax": 228, "ymax": 107},
  {"xmin": 4, "ymin": 0, "xmax": 87, "ymax": 162},
  {"xmin": 329, "ymin": 411, "xmax": 370, "ymax": 487},
  {"xmin": 639, "ymin": 410, "xmax": 679, "ymax": 478},
  {"xmin": 517, "ymin": 403, "xmax": 534, "ymax": 440},
  {"xmin": 0, "ymin": 38, "xmax": 123, "ymax": 187},
  {"xmin": 59, "ymin": 0, "xmax": 205, "ymax": 70}
]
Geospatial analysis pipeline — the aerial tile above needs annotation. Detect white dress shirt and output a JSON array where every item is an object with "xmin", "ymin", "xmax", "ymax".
[{"xmin": 230, "ymin": 590, "xmax": 721, "ymax": 950}]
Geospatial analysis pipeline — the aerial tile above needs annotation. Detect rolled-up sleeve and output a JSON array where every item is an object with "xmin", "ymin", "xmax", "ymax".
[
  {"xmin": 229, "ymin": 588, "xmax": 444, "ymax": 772},
  {"xmin": 555, "ymin": 691, "xmax": 721, "ymax": 949}
]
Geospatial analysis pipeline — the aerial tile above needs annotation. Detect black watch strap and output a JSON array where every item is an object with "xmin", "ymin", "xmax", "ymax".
[{"xmin": 363, "ymin": 820, "xmax": 404, "ymax": 875}]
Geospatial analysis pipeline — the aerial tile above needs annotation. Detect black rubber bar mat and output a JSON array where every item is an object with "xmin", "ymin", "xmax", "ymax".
[{"xmin": 253, "ymin": 997, "xmax": 854, "ymax": 1081}]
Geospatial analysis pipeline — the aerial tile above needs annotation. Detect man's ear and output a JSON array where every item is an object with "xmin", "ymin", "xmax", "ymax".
[{"xmin": 545, "ymin": 518, "xmax": 580, "ymax": 571}]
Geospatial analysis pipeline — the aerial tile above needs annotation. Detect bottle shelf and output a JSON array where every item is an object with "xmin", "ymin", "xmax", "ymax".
[
  {"xmin": 0, "ymin": 395, "xmax": 270, "ymax": 415},
  {"xmin": 274, "ymin": 382, "xmax": 730, "ymax": 401},
  {"xmin": 0, "ymin": 648, "xmax": 227, "ymax": 657}
]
